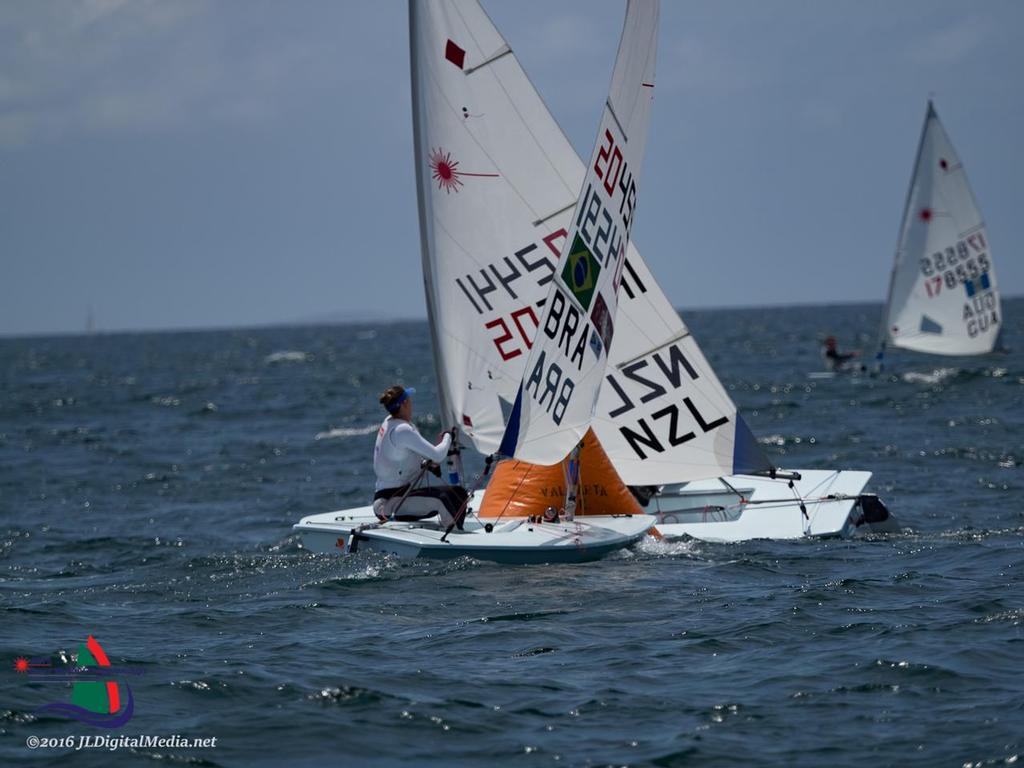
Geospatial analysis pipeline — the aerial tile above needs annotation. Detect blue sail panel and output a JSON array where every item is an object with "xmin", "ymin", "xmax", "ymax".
[
  {"xmin": 497, "ymin": 388, "xmax": 524, "ymax": 458},
  {"xmin": 732, "ymin": 415, "xmax": 772, "ymax": 475}
]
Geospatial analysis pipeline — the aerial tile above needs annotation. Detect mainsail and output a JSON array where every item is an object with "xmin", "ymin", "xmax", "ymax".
[
  {"xmin": 878, "ymin": 100, "xmax": 1001, "ymax": 359},
  {"xmin": 409, "ymin": 0, "xmax": 771, "ymax": 482},
  {"xmin": 410, "ymin": 0, "xmax": 587, "ymax": 452}
]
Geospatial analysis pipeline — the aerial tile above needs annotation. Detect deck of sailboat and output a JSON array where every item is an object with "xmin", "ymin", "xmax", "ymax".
[
  {"xmin": 648, "ymin": 469, "xmax": 882, "ymax": 541},
  {"xmin": 292, "ymin": 502, "xmax": 654, "ymax": 564}
]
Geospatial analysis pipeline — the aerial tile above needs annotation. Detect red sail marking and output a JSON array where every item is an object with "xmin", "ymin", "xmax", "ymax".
[
  {"xmin": 429, "ymin": 148, "xmax": 498, "ymax": 193},
  {"xmin": 86, "ymin": 636, "xmax": 111, "ymax": 666},
  {"xmin": 445, "ymin": 39, "xmax": 466, "ymax": 69},
  {"xmin": 86, "ymin": 635, "xmax": 120, "ymax": 714},
  {"xmin": 106, "ymin": 682, "xmax": 120, "ymax": 713}
]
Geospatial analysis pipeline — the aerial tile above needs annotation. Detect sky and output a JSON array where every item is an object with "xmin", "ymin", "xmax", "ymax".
[{"xmin": 2, "ymin": 0, "xmax": 1022, "ymax": 337}]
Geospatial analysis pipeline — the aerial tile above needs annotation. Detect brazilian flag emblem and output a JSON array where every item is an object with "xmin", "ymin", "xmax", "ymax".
[{"xmin": 560, "ymin": 234, "xmax": 601, "ymax": 310}]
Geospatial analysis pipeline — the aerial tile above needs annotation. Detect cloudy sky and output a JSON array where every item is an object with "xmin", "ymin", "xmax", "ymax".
[{"xmin": 2, "ymin": 0, "xmax": 1022, "ymax": 336}]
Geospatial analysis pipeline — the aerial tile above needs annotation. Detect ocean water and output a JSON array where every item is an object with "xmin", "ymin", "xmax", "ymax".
[{"xmin": 2, "ymin": 299, "xmax": 1021, "ymax": 767}]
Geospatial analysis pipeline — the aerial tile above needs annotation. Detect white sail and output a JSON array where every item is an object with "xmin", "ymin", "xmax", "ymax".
[
  {"xmin": 498, "ymin": 0, "xmax": 658, "ymax": 465},
  {"xmin": 410, "ymin": 0, "xmax": 588, "ymax": 453},
  {"xmin": 880, "ymin": 100, "xmax": 1001, "ymax": 357},
  {"xmin": 410, "ymin": 0, "xmax": 771, "ymax": 481},
  {"xmin": 590, "ymin": 254, "xmax": 771, "ymax": 483}
]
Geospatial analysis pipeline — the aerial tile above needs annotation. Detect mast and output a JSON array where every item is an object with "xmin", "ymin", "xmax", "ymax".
[
  {"xmin": 874, "ymin": 99, "xmax": 934, "ymax": 372},
  {"xmin": 408, "ymin": 0, "xmax": 456, "ymax": 430}
]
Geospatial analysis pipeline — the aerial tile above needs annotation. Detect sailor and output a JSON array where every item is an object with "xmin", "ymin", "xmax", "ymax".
[
  {"xmin": 822, "ymin": 336, "xmax": 859, "ymax": 371},
  {"xmin": 372, "ymin": 385, "xmax": 468, "ymax": 529}
]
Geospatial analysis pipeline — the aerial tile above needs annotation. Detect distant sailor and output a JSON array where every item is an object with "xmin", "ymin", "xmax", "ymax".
[
  {"xmin": 822, "ymin": 336, "xmax": 859, "ymax": 371},
  {"xmin": 372, "ymin": 385, "xmax": 468, "ymax": 529}
]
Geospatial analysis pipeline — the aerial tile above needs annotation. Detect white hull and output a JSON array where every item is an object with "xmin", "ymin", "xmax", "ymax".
[
  {"xmin": 645, "ymin": 469, "xmax": 897, "ymax": 542},
  {"xmin": 293, "ymin": 469, "xmax": 897, "ymax": 554},
  {"xmin": 293, "ymin": 510, "xmax": 653, "ymax": 564}
]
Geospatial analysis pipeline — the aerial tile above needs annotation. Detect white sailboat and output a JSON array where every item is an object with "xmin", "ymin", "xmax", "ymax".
[
  {"xmin": 294, "ymin": 0, "xmax": 660, "ymax": 562},
  {"xmin": 874, "ymin": 100, "xmax": 1001, "ymax": 370},
  {"xmin": 294, "ymin": 0, "xmax": 896, "ymax": 553}
]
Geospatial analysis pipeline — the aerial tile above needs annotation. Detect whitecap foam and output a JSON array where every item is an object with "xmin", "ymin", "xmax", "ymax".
[
  {"xmin": 314, "ymin": 425, "xmax": 378, "ymax": 440},
  {"xmin": 901, "ymin": 367, "xmax": 959, "ymax": 385},
  {"xmin": 264, "ymin": 350, "xmax": 310, "ymax": 364},
  {"xmin": 635, "ymin": 533, "xmax": 699, "ymax": 557}
]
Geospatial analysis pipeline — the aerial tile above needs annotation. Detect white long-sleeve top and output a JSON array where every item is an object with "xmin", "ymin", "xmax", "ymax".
[{"xmin": 373, "ymin": 416, "xmax": 452, "ymax": 491}]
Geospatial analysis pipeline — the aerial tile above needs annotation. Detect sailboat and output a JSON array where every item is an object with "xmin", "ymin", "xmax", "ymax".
[
  {"xmin": 874, "ymin": 100, "xmax": 1001, "ymax": 370},
  {"xmin": 294, "ymin": 0, "xmax": 897, "ymax": 552},
  {"xmin": 294, "ymin": 0, "xmax": 660, "ymax": 562},
  {"xmin": 413, "ymin": 0, "xmax": 894, "ymax": 541}
]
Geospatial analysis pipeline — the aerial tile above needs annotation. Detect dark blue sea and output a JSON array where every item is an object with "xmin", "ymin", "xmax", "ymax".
[{"xmin": 2, "ymin": 299, "xmax": 1022, "ymax": 767}]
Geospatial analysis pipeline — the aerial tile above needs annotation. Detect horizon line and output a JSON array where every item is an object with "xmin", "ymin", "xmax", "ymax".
[{"xmin": 2, "ymin": 293, "xmax": 1020, "ymax": 341}]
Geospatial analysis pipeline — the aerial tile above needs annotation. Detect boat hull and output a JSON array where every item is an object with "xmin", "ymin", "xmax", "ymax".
[
  {"xmin": 644, "ymin": 469, "xmax": 897, "ymax": 542},
  {"xmin": 293, "ymin": 513, "xmax": 653, "ymax": 565},
  {"xmin": 293, "ymin": 470, "xmax": 897, "ymax": 552}
]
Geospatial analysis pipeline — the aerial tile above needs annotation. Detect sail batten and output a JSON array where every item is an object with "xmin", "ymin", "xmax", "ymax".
[
  {"xmin": 533, "ymin": 202, "xmax": 577, "ymax": 227},
  {"xmin": 613, "ymin": 331, "xmax": 695, "ymax": 369},
  {"xmin": 463, "ymin": 46, "xmax": 512, "ymax": 74}
]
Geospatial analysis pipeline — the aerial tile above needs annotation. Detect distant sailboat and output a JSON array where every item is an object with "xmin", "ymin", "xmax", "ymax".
[{"xmin": 874, "ymin": 100, "xmax": 1001, "ymax": 370}]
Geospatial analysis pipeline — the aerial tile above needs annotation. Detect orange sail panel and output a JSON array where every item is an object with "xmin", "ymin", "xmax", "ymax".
[{"xmin": 479, "ymin": 430, "xmax": 643, "ymax": 519}]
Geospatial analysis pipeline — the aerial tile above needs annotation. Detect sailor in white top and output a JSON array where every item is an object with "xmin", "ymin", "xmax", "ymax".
[{"xmin": 372, "ymin": 385, "xmax": 468, "ymax": 528}]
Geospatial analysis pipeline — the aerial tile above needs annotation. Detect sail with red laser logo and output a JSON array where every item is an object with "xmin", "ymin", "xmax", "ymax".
[{"xmin": 876, "ymin": 100, "xmax": 1001, "ymax": 365}]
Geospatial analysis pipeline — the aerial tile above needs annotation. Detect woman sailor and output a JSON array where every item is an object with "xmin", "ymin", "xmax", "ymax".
[{"xmin": 372, "ymin": 385, "xmax": 467, "ymax": 529}]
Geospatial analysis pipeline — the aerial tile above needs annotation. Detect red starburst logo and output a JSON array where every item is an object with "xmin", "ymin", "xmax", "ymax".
[
  {"xmin": 14, "ymin": 657, "xmax": 30, "ymax": 673},
  {"xmin": 939, "ymin": 158, "xmax": 948, "ymax": 171},
  {"xmin": 427, "ymin": 148, "xmax": 499, "ymax": 195},
  {"xmin": 919, "ymin": 207, "xmax": 933, "ymax": 222},
  {"xmin": 429, "ymin": 148, "xmax": 464, "ymax": 194}
]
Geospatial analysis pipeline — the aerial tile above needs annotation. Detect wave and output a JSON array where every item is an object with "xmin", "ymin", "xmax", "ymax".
[
  {"xmin": 756, "ymin": 433, "xmax": 819, "ymax": 447},
  {"xmin": 901, "ymin": 367, "xmax": 961, "ymax": 385},
  {"xmin": 264, "ymin": 350, "xmax": 310, "ymax": 364},
  {"xmin": 35, "ymin": 686, "xmax": 134, "ymax": 728},
  {"xmin": 314, "ymin": 425, "xmax": 378, "ymax": 440},
  {"xmin": 634, "ymin": 535, "xmax": 698, "ymax": 557}
]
